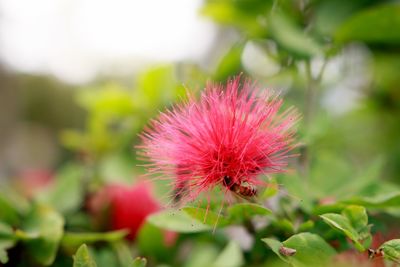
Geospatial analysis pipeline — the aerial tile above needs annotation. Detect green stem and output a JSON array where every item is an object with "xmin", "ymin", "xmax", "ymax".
[{"xmin": 301, "ymin": 59, "xmax": 327, "ymax": 178}]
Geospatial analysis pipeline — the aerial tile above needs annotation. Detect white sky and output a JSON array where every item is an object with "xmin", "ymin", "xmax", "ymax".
[{"xmin": 0, "ymin": 0, "xmax": 216, "ymax": 84}]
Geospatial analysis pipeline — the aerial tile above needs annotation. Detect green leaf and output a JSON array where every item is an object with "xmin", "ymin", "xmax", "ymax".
[
  {"xmin": 227, "ymin": 203, "xmax": 272, "ymax": 222},
  {"xmin": 22, "ymin": 205, "xmax": 65, "ymax": 266},
  {"xmin": 0, "ymin": 195, "xmax": 19, "ymax": 225},
  {"xmin": 90, "ymin": 246, "xmax": 118, "ymax": 267},
  {"xmin": 183, "ymin": 206, "xmax": 229, "ymax": 227},
  {"xmin": 201, "ymin": 1, "xmax": 270, "ymax": 37},
  {"xmin": 262, "ymin": 179, "xmax": 279, "ymax": 199},
  {"xmin": 77, "ymin": 84, "xmax": 134, "ymax": 114},
  {"xmin": 0, "ymin": 223, "xmax": 16, "ymax": 264},
  {"xmin": 0, "ymin": 221, "xmax": 14, "ymax": 238},
  {"xmin": 131, "ymin": 257, "xmax": 147, "ymax": 267},
  {"xmin": 135, "ymin": 65, "xmax": 183, "ymax": 111},
  {"xmin": 0, "ymin": 187, "xmax": 30, "ymax": 225},
  {"xmin": 262, "ymin": 238, "xmax": 289, "ymax": 263},
  {"xmin": 213, "ymin": 43, "xmax": 245, "ymax": 82},
  {"xmin": 297, "ymin": 220, "xmax": 314, "ymax": 233},
  {"xmin": 336, "ymin": 4, "xmax": 400, "ymax": 44},
  {"xmin": 342, "ymin": 192, "xmax": 400, "ymax": 208},
  {"xmin": 272, "ymin": 219, "xmax": 295, "ymax": 234},
  {"xmin": 313, "ymin": 0, "xmax": 367, "ymax": 36},
  {"xmin": 263, "ymin": 233, "xmax": 336, "ymax": 267},
  {"xmin": 183, "ymin": 243, "xmax": 219, "ymax": 267},
  {"xmin": 213, "ymin": 241, "xmax": 243, "ymax": 267},
  {"xmin": 73, "ymin": 244, "xmax": 97, "ymax": 267},
  {"xmin": 111, "ymin": 241, "xmax": 134, "ymax": 267},
  {"xmin": 38, "ymin": 164, "xmax": 85, "ymax": 214},
  {"xmin": 320, "ymin": 205, "xmax": 371, "ymax": 252},
  {"xmin": 61, "ymin": 230, "xmax": 128, "ymax": 248},
  {"xmin": 137, "ymin": 223, "xmax": 171, "ymax": 260},
  {"xmin": 320, "ymin": 214, "xmax": 360, "ymax": 246},
  {"xmin": 341, "ymin": 205, "xmax": 368, "ymax": 232},
  {"xmin": 147, "ymin": 210, "xmax": 212, "ymax": 233},
  {"xmin": 269, "ymin": 12, "xmax": 322, "ymax": 58},
  {"xmin": 0, "ymin": 239, "xmax": 15, "ymax": 264},
  {"xmin": 379, "ymin": 239, "xmax": 400, "ymax": 264}
]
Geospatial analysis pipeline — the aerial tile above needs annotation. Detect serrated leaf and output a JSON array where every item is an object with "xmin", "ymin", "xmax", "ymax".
[
  {"xmin": 22, "ymin": 205, "xmax": 65, "ymax": 266},
  {"xmin": 147, "ymin": 210, "xmax": 211, "ymax": 233},
  {"xmin": 213, "ymin": 241, "xmax": 243, "ymax": 267},
  {"xmin": 379, "ymin": 239, "xmax": 400, "ymax": 264},
  {"xmin": 61, "ymin": 230, "xmax": 128, "ymax": 248},
  {"xmin": 131, "ymin": 257, "xmax": 147, "ymax": 267},
  {"xmin": 183, "ymin": 207, "xmax": 229, "ymax": 227},
  {"xmin": 263, "ymin": 233, "xmax": 336, "ymax": 267},
  {"xmin": 73, "ymin": 244, "xmax": 97, "ymax": 267},
  {"xmin": 335, "ymin": 4, "xmax": 400, "ymax": 44},
  {"xmin": 227, "ymin": 203, "xmax": 272, "ymax": 222}
]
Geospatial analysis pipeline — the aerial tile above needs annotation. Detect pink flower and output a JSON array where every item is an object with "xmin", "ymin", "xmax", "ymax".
[
  {"xmin": 140, "ymin": 76, "xmax": 299, "ymax": 203},
  {"xmin": 16, "ymin": 169, "xmax": 54, "ymax": 198},
  {"xmin": 88, "ymin": 181, "xmax": 176, "ymax": 243}
]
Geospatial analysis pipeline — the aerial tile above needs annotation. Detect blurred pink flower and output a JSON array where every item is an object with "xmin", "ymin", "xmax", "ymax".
[
  {"xmin": 140, "ymin": 76, "xmax": 299, "ymax": 203},
  {"xmin": 16, "ymin": 169, "xmax": 54, "ymax": 198},
  {"xmin": 88, "ymin": 181, "xmax": 176, "ymax": 244}
]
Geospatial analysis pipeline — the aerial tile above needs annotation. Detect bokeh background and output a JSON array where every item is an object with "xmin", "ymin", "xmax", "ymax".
[{"xmin": 1, "ymin": 0, "xmax": 400, "ymax": 266}]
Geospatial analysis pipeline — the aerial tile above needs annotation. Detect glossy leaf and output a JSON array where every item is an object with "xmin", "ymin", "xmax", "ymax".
[
  {"xmin": 183, "ymin": 207, "xmax": 230, "ymax": 227},
  {"xmin": 379, "ymin": 239, "xmax": 400, "ymax": 264},
  {"xmin": 341, "ymin": 205, "xmax": 368, "ymax": 232},
  {"xmin": 227, "ymin": 203, "xmax": 271, "ymax": 222},
  {"xmin": 147, "ymin": 210, "xmax": 211, "ymax": 233},
  {"xmin": 320, "ymin": 205, "xmax": 371, "ymax": 251},
  {"xmin": 263, "ymin": 233, "xmax": 336, "ymax": 267},
  {"xmin": 320, "ymin": 214, "xmax": 359, "ymax": 243}
]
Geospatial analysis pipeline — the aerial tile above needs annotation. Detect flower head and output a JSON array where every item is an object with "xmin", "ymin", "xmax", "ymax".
[
  {"xmin": 140, "ymin": 76, "xmax": 299, "ymax": 203},
  {"xmin": 88, "ymin": 181, "xmax": 164, "ymax": 240}
]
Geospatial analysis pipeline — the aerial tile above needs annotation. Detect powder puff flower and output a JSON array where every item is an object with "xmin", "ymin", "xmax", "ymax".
[
  {"xmin": 88, "ymin": 181, "xmax": 176, "ymax": 244},
  {"xmin": 140, "ymin": 76, "xmax": 299, "ymax": 204}
]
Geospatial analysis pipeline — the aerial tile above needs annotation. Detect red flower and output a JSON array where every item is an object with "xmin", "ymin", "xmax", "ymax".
[
  {"xmin": 140, "ymin": 76, "xmax": 299, "ymax": 203},
  {"xmin": 88, "ymin": 181, "xmax": 166, "ymax": 240}
]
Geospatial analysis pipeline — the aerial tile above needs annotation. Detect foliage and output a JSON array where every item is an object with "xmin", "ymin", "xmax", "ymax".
[{"xmin": 1, "ymin": 0, "xmax": 400, "ymax": 266}]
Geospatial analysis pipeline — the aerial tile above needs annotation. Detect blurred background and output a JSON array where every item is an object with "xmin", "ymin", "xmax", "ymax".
[
  {"xmin": 1, "ymin": 0, "xmax": 400, "ymax": 266},
  {"xmin": 1, "ymin": 0, "xmax": 400, "ymax": 181}
]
